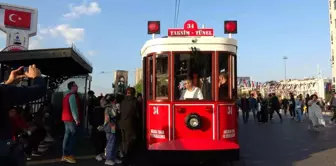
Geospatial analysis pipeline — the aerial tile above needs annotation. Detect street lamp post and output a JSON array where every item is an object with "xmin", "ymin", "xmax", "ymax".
[{"xmin": 283, "ymin": 56, "xmax": 288, "ymax": 96}]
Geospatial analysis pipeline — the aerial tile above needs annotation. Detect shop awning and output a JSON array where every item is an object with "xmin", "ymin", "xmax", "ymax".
[{"xmin": 0, "ymin": 47, "xmax": 93, "ymax": 76}]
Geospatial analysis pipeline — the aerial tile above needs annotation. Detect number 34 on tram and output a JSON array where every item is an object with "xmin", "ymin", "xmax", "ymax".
[{"xmin": 140, "ymin": 20, "xmax": 239, "ymax": 164}]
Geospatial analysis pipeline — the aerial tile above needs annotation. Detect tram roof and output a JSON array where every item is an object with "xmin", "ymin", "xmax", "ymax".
[
  {"xmin": 140, "ymin": 36, "xmax": 238, "ymax": 57},
  {"xmin": 0, "ymin": 47, "xmax": 93, "ymax": 76}
]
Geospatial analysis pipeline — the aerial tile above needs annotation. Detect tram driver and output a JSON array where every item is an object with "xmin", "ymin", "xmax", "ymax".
[
  {"xmin": 180, "ymin": 77, "xmax": 204, "ymax": 100},
  {"xmin": 219, "ymin": 72, "xmax": 229, "ymax": 100}
]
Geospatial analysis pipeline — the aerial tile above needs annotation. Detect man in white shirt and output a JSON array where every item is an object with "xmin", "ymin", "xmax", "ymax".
[{"xmin": 180, "ymin": 78, "xmax": 204, "ymax": 100}]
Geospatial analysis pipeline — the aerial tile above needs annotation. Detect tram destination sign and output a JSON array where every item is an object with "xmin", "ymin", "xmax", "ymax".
[{"xmin": 168, "ymin": 20, "xmax": 214, "ymax": 37}]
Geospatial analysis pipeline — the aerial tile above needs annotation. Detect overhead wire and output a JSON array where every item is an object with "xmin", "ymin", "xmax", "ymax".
[
  {"xmin": 174, "ymin": 0, "xmax": 177, "ymax": 27},
  {"xmin": 176, "ymin": 0, "xmax": 180, "ymax": 28},
  {"xmin": 174, "ymin": 0, "xmax": 181, "ymax": 28}
]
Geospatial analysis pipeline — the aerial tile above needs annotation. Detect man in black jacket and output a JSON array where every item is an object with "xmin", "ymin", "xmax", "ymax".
[
  {"xmin": 240, "ymin": 94, "xmax": 250, "ymax": 124},
  {"xmin": 91, "ymin": 95, "xmax": 107, "ymax": 161},
  {"xmin": 270, "ymin": 93, "xmax": 283, "ymax": 122},
  {"xmin": 119, "ymin": 87, "xmax": 140, "ymax": 166},
  {"xmin": 0, "ymin": 65, "xmax": 46, "ymax": 166},
  {"xmin": 289, "ymin": 93, "xmax": 296, "ymax": 119}
]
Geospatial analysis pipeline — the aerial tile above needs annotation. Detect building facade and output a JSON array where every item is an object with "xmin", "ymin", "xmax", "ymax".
[
  {"xmin": 329, "ymin": 0, "xmax": 336, "ymax": 87},
  {"xmin": 260, "ymin": 78, "xmax": 332, "ymax": 99},
  {"xmin": 135, "ymin": 68, "xmax": 143, "ymax": 84}
]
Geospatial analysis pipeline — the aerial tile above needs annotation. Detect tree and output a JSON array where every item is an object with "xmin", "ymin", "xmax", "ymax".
[{"xmin": 135, "ymin": 79, "xmax": 143, "ymax": 94}]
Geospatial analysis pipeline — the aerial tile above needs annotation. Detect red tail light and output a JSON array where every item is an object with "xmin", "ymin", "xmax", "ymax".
[
  {"xmin": 148, "ymin": 21, "xmax": 160, "ymax": 34},
  {"xmin": 224, "ymin": 20, "xmax": 237, "ymax": 34}
]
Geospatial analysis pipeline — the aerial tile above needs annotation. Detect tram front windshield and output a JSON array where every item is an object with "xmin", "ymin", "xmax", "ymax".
[
  {"xmin": 151, "ymin": 52, "xmax": 233, "ymax": 101},
  {"xmin": 174, "ymin": 53, "xmax": 212, "ymax": 100}
]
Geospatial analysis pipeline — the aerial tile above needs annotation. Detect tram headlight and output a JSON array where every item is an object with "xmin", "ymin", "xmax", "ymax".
[
  {"xmin": 224, "ymin": 20, "xmax": 238, "ymax": 34},
  {"xmin": 148, "ymin": 21, "xmax": 160, "ymax": 34},
  {"xmin": 189, "ymin": 118, "xmax": 199, "ymax": 127},
  {"xmin": 185, "ymin": 113, "xmax": 202, "ymax": 130}
]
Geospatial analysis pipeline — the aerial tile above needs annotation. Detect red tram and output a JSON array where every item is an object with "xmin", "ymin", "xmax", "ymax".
[{"xmin": 140, "ymin": 20, "xmax": 239, "ymax": 164}]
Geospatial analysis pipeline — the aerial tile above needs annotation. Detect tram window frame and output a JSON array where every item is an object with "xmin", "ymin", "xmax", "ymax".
[
  {"xmin": 232, "ymin": 54, "xmax": 237, "ymax": 99},
  {"xmin": 218, "ymin": 52, "xmax": 237, "ymax": 101},
  {"xmin": 155, "ymin": 53, "xmax": 169, "ymax": 100},
  {"xmin": 147, "ymin": 55, "xmax": 154, "ymax": 100},
  {"xmin": 173, "ymin": 52, "xmax": 213, "ymax": 101}
]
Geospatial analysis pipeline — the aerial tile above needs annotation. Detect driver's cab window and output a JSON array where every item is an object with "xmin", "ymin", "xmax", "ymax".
[
  {"xmin": 218, "ymin": 52, "xmax": 230, "ymax": 100},
  {"xmin": 174, "ymin": 52, "xmax": 212, "ymax": 100}
]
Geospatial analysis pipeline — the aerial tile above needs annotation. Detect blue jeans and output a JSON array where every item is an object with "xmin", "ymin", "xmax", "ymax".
[
  {"xmin": 105, "ymin": 133, "xmax": 117, "ymax": 161},
  {"xmin": 296, "ymin": 108, "xmax": 302, "ymax": 121},
  {"xmin": 62, "ymin": 122, "xmax": 77, "ymax": 156}
]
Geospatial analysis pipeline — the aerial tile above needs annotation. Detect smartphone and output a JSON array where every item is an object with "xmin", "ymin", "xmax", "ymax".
[{"xmin": 18, "ymin": 67, "xmax": 28, "ymax": 75}]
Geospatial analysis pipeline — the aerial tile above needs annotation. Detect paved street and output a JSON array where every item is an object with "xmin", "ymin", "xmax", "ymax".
[
  {"xmin": 239, "ymin": 114, "xmax": 336, "ymax": 166},
  {"xmin": 27, "ymin": 114, "xmax": 336, "ymax": 166}
]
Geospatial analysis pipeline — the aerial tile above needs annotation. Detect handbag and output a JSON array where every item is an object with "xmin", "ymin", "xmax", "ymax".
[{"xmin": 103, "ymin": 107, "xmax": 117, "ymax": 133}]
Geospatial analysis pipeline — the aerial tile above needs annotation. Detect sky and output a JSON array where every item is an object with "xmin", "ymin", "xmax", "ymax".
[{"xmin": 0, "ymin": 0, "xmax": 332, "ymax": 94}]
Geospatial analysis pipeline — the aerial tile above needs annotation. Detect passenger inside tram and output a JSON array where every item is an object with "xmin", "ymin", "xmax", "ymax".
[
  {"xmin": 179, "ymin": 77, "xmax": 204, "ymax": 100},
  {"xmin": 219, "ymin": 72, "xmax": 229, "ymax": 100}
]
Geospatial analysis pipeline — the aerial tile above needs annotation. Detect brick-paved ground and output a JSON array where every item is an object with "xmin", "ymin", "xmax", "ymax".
[{"xmin": 27, "ymin": 114, "xmax": 336, "ymax": 166}]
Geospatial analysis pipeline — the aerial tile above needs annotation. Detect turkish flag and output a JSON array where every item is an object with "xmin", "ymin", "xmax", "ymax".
[{"xmin": 4, "ymin": 9, "xmax": 32, "ymax": 29}]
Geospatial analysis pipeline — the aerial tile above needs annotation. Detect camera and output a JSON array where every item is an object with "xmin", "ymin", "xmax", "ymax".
[{"xmin": 18, "ymin": 67, "xmax": 28, "ymax": 75}]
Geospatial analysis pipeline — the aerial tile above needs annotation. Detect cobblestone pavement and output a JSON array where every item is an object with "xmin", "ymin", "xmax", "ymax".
[{"xmin": 27, "ymin": 115, "xmax": 336, "ymax": 166}]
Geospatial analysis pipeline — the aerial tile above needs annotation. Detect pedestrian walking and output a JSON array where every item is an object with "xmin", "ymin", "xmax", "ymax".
[
  {"xmin": 61, "ymin": 81, "xmax": 81, "ymax": 164},
  {"xmin": 295, "ymin": 94, "xmax": 303, "ymax": 122},
  {"xmin": 100, "ymin": 94, "xmax": 122, "ymax": 165},
  {"xmin": 119, "ymin": 88, "xmax": 140, "ymax": 166},
  {"xmin": 270, "ymin": 93, "xmax": 282, "ymax": 122},
  {"xmin": 249, "ymin": 94, "xmax": 257, "ymax": 120},
  {"xmin": 308, "ymin": 94, "xmax": 326, "ymax": 131},
  {"xmin": 240, "ymin": 94, "xmax": 250, "ymax": 124},
  {"xmin": 91, "ymin": 96, "xmax": 107, "ymax": 161},
  {"xmin": 329, "ymin": 93, "xmax": 336, "ymax": 124}
]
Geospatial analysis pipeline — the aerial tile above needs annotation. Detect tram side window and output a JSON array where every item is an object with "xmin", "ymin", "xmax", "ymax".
[
  {"xmin": 174, "ymin": 53, "xmax": 212, "ymax": 100},
  {"xmin": 149, "ymin": 56, "xmax": 153, "ymax": 100},
  {"xmin": 156, "ymin": 54, "xmax": 169, "ymax": 99},
  {"xmin": 218, "ymin": 52, "xmax": 230, "ymax": 100}
]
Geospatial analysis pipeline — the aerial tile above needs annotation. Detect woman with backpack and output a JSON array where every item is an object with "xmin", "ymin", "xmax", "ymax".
[{"xmin": 99, "ymin": 94, "xmax": 122, "ymax": 165}]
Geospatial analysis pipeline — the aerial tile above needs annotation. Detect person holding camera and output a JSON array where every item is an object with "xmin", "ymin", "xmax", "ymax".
[{"xmin": 0, "ymin": 65, "xmax": 46, "ymax": 166}]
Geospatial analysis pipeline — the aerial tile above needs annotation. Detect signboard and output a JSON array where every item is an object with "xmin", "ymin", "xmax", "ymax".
[
  {"xmin": 113, "ymin": 70, "xmax": 129, "ymax": 94},
  {"xmin": 0, "ymin": 3, "xmax": 38, "ymax": 49},
  {"xmin": 2, "ymin": 45, "xmax": 27, "ymax": 52},
  {"xmin": 167, "ymin": 20, "xmax": 214, "ymax": 37},
  {"xmin": 147, "ymin": 104, "xmax": 170, "ymax": 147},
  {"xmin": 218, "ymin": 105, "xmax": 237, "ymax": 142}
]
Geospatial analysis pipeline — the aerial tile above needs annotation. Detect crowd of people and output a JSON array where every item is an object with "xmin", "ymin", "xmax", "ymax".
[
  {"xmin": 237, "ymin": 92, "xmax": 328, "ymax": 131},
  {"xmin": 10, "ymin": 104, "xmax": 55, "ymax": 161},
  {"xmin": 61, "ymin": 82, "xmax": 143, "ymax": 166},
  {"xmin": 3, "ymin": 64, "xmax": 336, "ymax": 166},
  {"xmin": 0, "ymin": 64, "xmax": 144, "ymax": 166}
]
